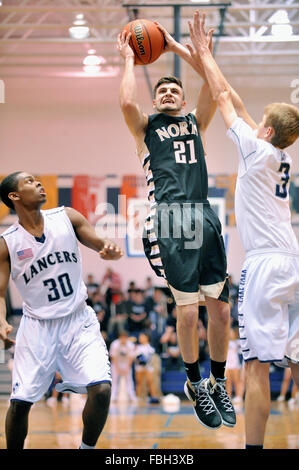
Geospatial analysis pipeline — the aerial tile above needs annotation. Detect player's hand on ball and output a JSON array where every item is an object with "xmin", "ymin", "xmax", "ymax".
[
  {"xmin": 117, "ymin": 30, "xmax": 135, "ymax": 61},
  {"xmin": 154, "ymin": 22, "xmax": 176, "ymax": 53},
  {"xmin": 99, "ymin": 241, "xmax": 123, "ymax": 260}
]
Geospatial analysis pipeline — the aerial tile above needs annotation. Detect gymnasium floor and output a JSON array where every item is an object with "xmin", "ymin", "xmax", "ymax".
[{"xmin": 0, "ymin": 394, "xmax": 298, "ymax": 450}]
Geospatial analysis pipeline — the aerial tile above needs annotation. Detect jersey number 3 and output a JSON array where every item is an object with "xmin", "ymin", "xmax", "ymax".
[
  {"xmin": 276, "ymin": 162, "xmax": 290, "ymax": 199},
  {"xmin": 43, "ymin": 273, "xmax": 74, "ymax": 302}
]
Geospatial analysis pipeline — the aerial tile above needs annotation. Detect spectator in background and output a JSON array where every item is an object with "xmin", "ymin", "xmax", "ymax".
[
  {"xmin": 109, "ymin": 330, "xmax": 137, "ymax": 403},
  {"xmin": 277, "ymin": 367, "xmax": 299, "ymax": 405},
  {"xmin": 228, "ymin": 274, "xmax": 239, "ymax": 322},
  {"xmin": 92, "ymin": 291, "xmax": 109, "ymax": 343},
  {"xmin": 164, "ymin": 330, "xmax": 181, "ymax": 370},
  {"xmin": 160, "ymin": 306, "xmax": 177, "ymax": 344},
  {"xmin": 145, "ymin": 288, "xmax": 168, "ymax": 353},
  {"xmin": 126, "ymin": 289, "xmax": 149, "ymax": 339},
  {"xmin": 144, "ymin": 277, "xmax": 154, "ymax": 298},
  {"xmin": 128, "ymin": 281, "xmax": 136, "ymax": 291},
  {"xmin": 86, "ymin": 274, "xmax": 100, "ymax": 299},
  {"xmin": 101, "ymin": 267, "xmax": 122, "ymax": 315},
  {"xmin": 225, "ymin": 325, "xmax": 244, "ymax": 403},
  {"xmin": 197, "ymin": 317, "xmax": 208, "ymax": 367},
  {"xmin": 108, "ymin": 291, "xmax": 128, "ymax": 341},
  {"xmin": 134, "ymin": 332, "xmax": 160, "ymax": 404}
]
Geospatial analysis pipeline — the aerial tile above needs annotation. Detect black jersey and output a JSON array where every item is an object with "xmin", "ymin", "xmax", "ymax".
[{"xmin": 142, "ymin": 112, "xmax": 208, "ymax": 205}]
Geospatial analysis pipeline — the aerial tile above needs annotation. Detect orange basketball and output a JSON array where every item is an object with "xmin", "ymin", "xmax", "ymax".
[{"xmin": 122, "ymin": 19, "xmax": 165, "ymax": 65}]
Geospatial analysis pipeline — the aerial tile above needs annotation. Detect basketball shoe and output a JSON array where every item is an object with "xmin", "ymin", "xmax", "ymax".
[
  {"xmin": 206, "ymin": 375, "xmax": 236, "ymax": 427},
  {"xmin": 184, "ymin": 378, "xmax": 222, "ymax": 429}
]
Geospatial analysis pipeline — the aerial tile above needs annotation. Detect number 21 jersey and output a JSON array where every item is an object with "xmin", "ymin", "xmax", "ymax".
[
  {"xmin": 2, "ymin": 207, "xmax": 87, "ymax": 319},
  {"xmin": 143, "ymin": 112, "xmax": 208, "ymax": 204}
]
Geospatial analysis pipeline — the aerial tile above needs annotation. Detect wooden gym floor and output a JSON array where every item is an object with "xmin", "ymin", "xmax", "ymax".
[{"xmin": 0, "ymin": 395, "xmax": 298, "ymax": 450}]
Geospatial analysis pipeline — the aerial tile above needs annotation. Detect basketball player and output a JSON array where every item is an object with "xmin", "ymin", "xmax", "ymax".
[
  {"xmin": 187, "ymin": 11, "xmax": 299, "ymax": 448},
  {"xmin": 0, "ymin": 171, "xmax": 123, "ymax": 449},
  {"xmin": 117, "ymin": 28, "xmax": 236, "ymax": 429}
]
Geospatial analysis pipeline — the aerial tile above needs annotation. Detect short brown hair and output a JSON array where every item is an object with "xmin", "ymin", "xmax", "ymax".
[
  {"xmin": 153, "ymin": 76, "xmax": 184, "ymax": 98},
  {"xmin": 264, "ymin": 102, "xmax": 299, "ymax": 149}
]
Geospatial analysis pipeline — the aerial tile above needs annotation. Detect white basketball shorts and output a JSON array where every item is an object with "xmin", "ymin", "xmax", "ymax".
[
  {"xmin": 10, "ymin": 303, "xmax": 111, "ymax": 403},
  {"xmin": 238, "ymin": 251, "xmax": 299, "ymax": 366}
]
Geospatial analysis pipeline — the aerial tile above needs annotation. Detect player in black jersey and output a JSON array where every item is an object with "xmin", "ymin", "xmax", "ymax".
[{"xmin": 117, "ymin": 24, "xmax": 236, "ymax": 429}]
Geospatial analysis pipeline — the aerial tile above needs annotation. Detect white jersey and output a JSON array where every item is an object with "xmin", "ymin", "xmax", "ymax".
[
  {"xmin": 2, "ymin": 206, "xmax": 87, "ymax": 320},
  {"xmin": 227, "ymin": 118, "xmax": 299, "ymax": 254}
]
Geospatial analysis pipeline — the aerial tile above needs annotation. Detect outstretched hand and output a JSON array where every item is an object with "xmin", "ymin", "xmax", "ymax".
[
  {"xmin": 99, "ymin": 241, "xmax": 123, "ymax": 261},
  {"xmin": 186, "ymin": 11, "xmax": 214, "ymax": 64}
]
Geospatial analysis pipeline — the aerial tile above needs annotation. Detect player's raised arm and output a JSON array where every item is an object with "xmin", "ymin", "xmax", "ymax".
[
  {"xmin": 117, "ymin": 30, "xmax": 148, "ymax": 141},
  {"xmin": 65, "ymin": 207, "xmax": 123, "ymax": 261},
  {"xmin": 156, "ymin": 21, "xmax": 216, "ymax": 133},
  {"xmin": 0, "ymin": 237, "xmax": 15, "ymax": 349},
  {"xmin": 187, "ymin": 11, "xmax": 257, "ymax": 130}
]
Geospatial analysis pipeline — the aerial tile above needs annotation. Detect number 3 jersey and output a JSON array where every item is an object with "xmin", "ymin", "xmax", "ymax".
[
  {"xmin": 2, "ymin": 206, "xmax": 88, "ymax": 320},
  {"xmin": 142, "ymin": 112, "xmax": 208, "ymax": 205},
  {"xmin": 227, "ymin": 117, "xmax": 298, "ymax": 254}
]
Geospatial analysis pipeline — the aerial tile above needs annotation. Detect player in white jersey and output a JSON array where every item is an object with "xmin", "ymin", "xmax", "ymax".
[
  {"xmin": 0, "ymin": 171, "xmax": 123, "ymax": 449},
  {"xmin": 186, "ymin": 11, "xmax": 299, "ymax": 449}
]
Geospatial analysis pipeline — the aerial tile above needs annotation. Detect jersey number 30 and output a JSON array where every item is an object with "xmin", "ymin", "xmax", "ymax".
[
  {"xmin": 276, "ymin": 162, "xmax": 290, "ymax": 199},
  {"xmin": 43, "ymin": 273, "xmax": 74, "ymax": 302}
]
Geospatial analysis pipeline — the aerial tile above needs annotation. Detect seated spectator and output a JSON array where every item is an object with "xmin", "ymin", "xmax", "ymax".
[
  {"xmin": 92, "ymin": 291, "xmax": 109, "ymax": 342},
  {"xmin": 165, "ymin": 330, "xmax": 181, "ymax": 370},
  {"xmin": 126, "ymin": 289, "xmax": 149, "ymax": 339},
  {"xmin": 144, "ymin": 277, "xmax": 154, "ymax": 298},
  {"xmin": 145, "ymin": 287, "xmax": 168, "ymax": 353},
  {"xmin": 160, "ymin": 305, "xmax": 177, "ymax": 343},
  {"xmin": 101, "ymin": 267, "xmax": 122, "ymax": 314},
  {"xmin": 108, "ymin": 292, "xmax": 129, "ymax": 341},
  {"xmin": 86, "ymin": 274, "xmax": 99, "ymax": 299}
]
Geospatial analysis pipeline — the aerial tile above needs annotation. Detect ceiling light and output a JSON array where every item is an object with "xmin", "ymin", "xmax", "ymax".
[
  {"xmin": 268, "ymin": 10, "xmax": 289, "ymax": 25},
  {"xmin": 83, "ymin": 51, "xmax": 106, "ymax": 75},
  {"xmin": 269, "ymin": 10, "xmax": 293, "ymax": 39},
  {"xmin": 69, "ymin": 14, "xmax": 90, "ymax": 39},
  {"xmin": 271, "ymin": 24, "xmax": 293, "ymax": 39}
]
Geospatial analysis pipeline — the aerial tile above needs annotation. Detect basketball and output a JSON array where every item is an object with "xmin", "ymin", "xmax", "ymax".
[{"xmin": 122, "ymin": 19, "xmax": 165, "ymax": 65}]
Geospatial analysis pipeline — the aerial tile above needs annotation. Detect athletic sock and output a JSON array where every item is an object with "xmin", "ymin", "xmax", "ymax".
[
  {"xmin": 183, "ymin": 360, "xmax": 201, "ymax": 384},
  {"xmin": 79, "ymin": 442, "xmax": 96, "ymax": 449},
  {"xmin": 246, "ymin": 444, "xmax": 263, "ymax": 450},
  {"xmin": 210, "ymin": 359, "xmax": 226, "ymax": 383}
]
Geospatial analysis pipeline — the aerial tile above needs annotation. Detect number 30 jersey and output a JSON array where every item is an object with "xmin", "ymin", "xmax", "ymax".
[
  {"xmin": 143, "ymin": 112, "xmax": 208, "ymax": 205},
  {"xmin": 2, "ymin": 207, "xmax": 88, "ymax": 319},
  {"xmin": 227, "ymin": 117, "xmax": 299, "ymax": 254}
]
